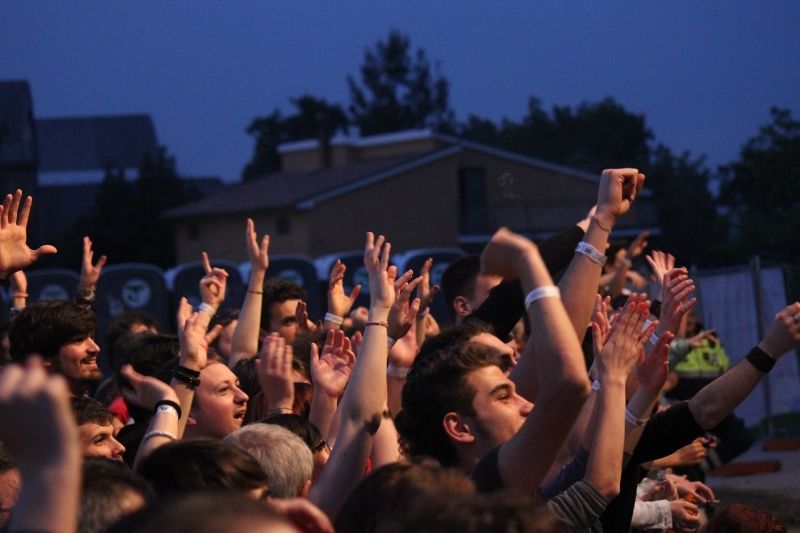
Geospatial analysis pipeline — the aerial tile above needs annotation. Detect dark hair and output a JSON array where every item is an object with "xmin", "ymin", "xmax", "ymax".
[
  {"xmin": 9, "ymin": 301, "xmax": 95, "ymax": 363},
  {"xmin": 137, "ymin": 439, "xmax": 269, "ymax": 497},
  {"xmin": 395, "ymin": 343, "xmax": 508, "ymax": 466},
  {"xmin": 440, "ymin": 255, "xmax": 480, "ymax": 322},
  {"xmin": 107, "ymin": 491, "xmax": 291, "ymax": 533},
  {"xmin": 260, "ymin": 413, "xmax": 324, "ymax": 454},
  {"xmin": 116, "ymin": 333, "xmax": 179, "ymax": 376},
  {"xmin": 261, "ymin": 279, "xmax": 307, "ymax": 329},
  {"xmin": 79, "ymin": 458, "xmax": 152, "ymax": 533},
  {"xmin": 335, "ymin": 460, "xmax": 476, "ymax": 532},
  {"xmin": 232, "ymin": 357, "xmax": 259, "ymax": 398},
  {"xmin": 104, "ymin": 311, "xmax": 159, "ymax": 370},
  {"xmin": 291, "ymin": 329, "xmax": 326, "ymax": 380},
  {"xmin": 704, "ymin": 503, "xmax": 786, "ymax": 533},
  {"xmin": 210, "ymin": 308, "xmax": 239, "ymax": 329},
  {"xmin": 71, "ymin": 395, "xmax": 114, "ymax": 427},
  {"xmin": 417, "ymin": 318, "xmax": 495, "ymax": 361}
]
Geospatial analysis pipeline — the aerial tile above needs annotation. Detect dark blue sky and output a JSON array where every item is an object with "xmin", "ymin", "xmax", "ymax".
[{"xmin": 3, "ymin": 1, "xmax": 799, "ymax": 182}]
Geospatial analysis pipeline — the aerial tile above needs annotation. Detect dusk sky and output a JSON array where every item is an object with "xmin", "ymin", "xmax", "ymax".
[{"xmin": 3, "ymin": 1, "xmax": 799, "ymax": 183}]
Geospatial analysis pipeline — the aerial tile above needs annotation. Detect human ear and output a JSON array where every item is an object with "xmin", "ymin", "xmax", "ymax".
[
  {"xmin": 453, "ymin": 296, "xmax": 472, "ymax": 318},
  {"xmin": 443, "ymin": 412, "xmax": 476, "ymax": 444}
]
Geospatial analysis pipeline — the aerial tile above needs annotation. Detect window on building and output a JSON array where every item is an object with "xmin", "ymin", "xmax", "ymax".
[{"xmin": 458, "ymin": 167, "xmax": 488, "ymax": 233}]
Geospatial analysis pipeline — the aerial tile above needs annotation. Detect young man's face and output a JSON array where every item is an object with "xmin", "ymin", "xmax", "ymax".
[
  {"xmin": 57, "ymin": 337, "xmax": 102, "ymax": 383},
  {"xmin": 78, "ymin": 422, "xmax": 126, "ymax": 462},
  {"xmin": 460, "ymin": 365, "xmax": 532, "ymax": 450},
  {"xmin": 268, "ymin": 300, "xmax": 302, "ymax": 345},
  {"xmin": 191, "ymin": 362, "xmax": 248, "ymax": 439}
]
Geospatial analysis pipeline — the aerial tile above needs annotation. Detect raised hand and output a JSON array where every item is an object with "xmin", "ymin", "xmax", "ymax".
[
  {"xmin": 416, "ymin": 258, "xmax": 441, "ymax": 315},
  {"xmin": 119, "ymin": 364, "xmax": 179, "ymax": 409},
  {"xmin": 595, "ymin": 168, "xmax": 646, "ymax": 229},
  {"xmin": 658, "ymin": 268, "xmax": 697, "ymax": 334},
  {"xmin": 178, "ymin": 302, "xmax": 209, "ymax": 371},
  {"xmin": 295, "ymin": 300, "xmax": 317, "ymax": 332},
  {"xmin": 327, "ymin": 260, "xmax": 361, "ymax": 320},
  {"xmin": 590, "ymin": 294, "xmax": 612, "ymax": 360},
  {"xmin": 595, "ymin": 294, "xmax": 652, "ymax": 381},
  {"xmin": 246, "ymin": 218, "xmax": 269, "ymax": 273},
  {"xmin": 645, "ymin": 250, "xmax": 675, "ymax": 289},
  {"xmin": 199, "ymin": 251, "xmax": 229, "ymax": 311},
  {"xmin": 80, "ymin": 235, "xmax": 107, "ymax": 290},
  {"xmin": 10, "ymin": 268, "xmax": 28, "ymax": 308},
  {"xmin": 310, "ymin": 330, "xmax": 356, "ymax": 399},
  {"xmin": 0, "ymin": 190, "xmax": 57, "ymax": 277},
  {"xmin": 363, "ymin": 232, "xmax": 394, "ymax": 311},
  {"xmin": 626, "ymin": 230, "xmax": 650, "ymax": 260},
  {"xmin": 387, "ymin": 274, "xmax": 422, "ymax": 341},
  {"xmin": 759, "ymin": 301, "xmax": 800, "ymax": 357},
  {"xmin": 0, "ymin": 364, "xmax": 77, "ymax": 466},
  {"xmin": 256, "ymin": 333, "xmax": 295, "ymax": 411},
  {"xmin": 636, "ymin": 331, "xmax": 674, "ymax": 396}
]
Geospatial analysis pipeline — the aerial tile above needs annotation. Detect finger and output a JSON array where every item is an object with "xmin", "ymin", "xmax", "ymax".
[
  {"xmin": 201, "ymin": 251, "xmax": 212, "ymax": 274},
  {"xmin": 17, "ymin": 195, "xmax": 32, "ymax": 227},
  {"xmin": 95, "ymin": 254, "xmax": 108, "ymax": 270},
  {"xmin": 324, "ymin": 329, "xmax": 335, "ymax": 348},
  {"xmin": 380, "ymin": 242, "xmax": 391, "ymax": 270},
  {"xmin": 8, "ymin": 190, "xmax": 21, "ymax": 225},
  {"xmin": 283, "ymin": 344, "xmax": 293, "ymax": 376},
  {"xmin": 205, "ymin": 323, "xmax": 224, "ymax": 344},
  {"xmin": 260, "ymin": 234, "xmax": 270, "ymax": 257},
  {"xmin": 348, "ymin": 284, "xmax": 362, "ymax": 303},
  {"xmin": 32, "ymin": 244, "xmax": 58, "ymax": 258},
  {"xmin": 394, "ymin": 269, "xmax": 414, "ymax": 291},
  {"xmin": 0, "ymin": 194, "xmax": 11, "ymax": 227}
]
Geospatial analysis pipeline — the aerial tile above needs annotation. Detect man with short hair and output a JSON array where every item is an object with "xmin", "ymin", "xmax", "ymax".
[
  {"xmin": 261, "ymin": 279, "xmax": 308, "ymax": 345},
  {"xmin": 224, "ymin": 423, "xmax": 313, "ymax": 498},
  {"xmin": 9, "ymin": 300, "xmax": 101, "ymax": 396},
  {"xmin": 71, "ymin": 396, "xmax": 126, "ymax": 462}
]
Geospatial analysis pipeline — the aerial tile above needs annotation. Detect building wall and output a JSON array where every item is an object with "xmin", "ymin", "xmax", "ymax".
[
  {"xmin": 175, "ymin": 211, "xmax": 311, "ymax": 263},
  {"xmin": 307, "ymin": 156, "xmax": 460, "ymax": 254}
]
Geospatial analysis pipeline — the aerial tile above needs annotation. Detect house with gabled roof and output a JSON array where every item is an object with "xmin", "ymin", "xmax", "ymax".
[{"xmin": 165, "ymin": 129, "xmax": 658, "ymax": 263}]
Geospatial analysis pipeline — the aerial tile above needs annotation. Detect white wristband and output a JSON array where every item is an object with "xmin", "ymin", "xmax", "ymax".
[
  {"xmin": 625, "ymin": 408, "xmax": 649, "ymax": 427},
  {"xmin": 156, "ymin": 403, "xmax": 180, "ymax": 418},
  {"xmin": 575, "ymin": 241, "xmax": 608, "ymax": 266},
  {"xmin": 198, "ymin": 302, "xmax": 216, "ymax": 317},
  {"xmin": 324, "ymin": 312, "xmax": 343, "ymax": 325},
  {"xmin": 387, "ymin": 363, "xmax": 410, "ymax": 379},
  {"xmin": 524, "ymin": 286, "xmax": 561, "ymax": 309}
]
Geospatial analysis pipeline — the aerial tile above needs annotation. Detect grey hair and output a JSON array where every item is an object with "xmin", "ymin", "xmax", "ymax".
[{"xmin": 224, "ymin": 423, "xmax": 313, "ymax": 498}]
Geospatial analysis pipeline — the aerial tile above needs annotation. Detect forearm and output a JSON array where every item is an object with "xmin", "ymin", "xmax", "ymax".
[
  {"xmin": 689, "ymin": 349, "xmax": 765, "ymax": 430},
  {"xmin": 370, "ymin": 405, "xmax": 401, "ymax": 468},
  {"xmin": 624, "ymin": 387, "xmax": 658, "ymax": 455},
  {"xmin": 584, "ymin": 378, "xmax": 626, "ymax": 498},
  {"xmin": 133, "ymin": 395, "xmax": 180, "ymax": 470},
  {"xmin": 309, "ymin": 390, "xmax": 338, "ymax": 442},
  {"xmin": 558, "ymin": 218, "xmax": 611, "ymax": 338},
  {"xmin": 230, "ymin": 269, "xmax": 266, "ymax": 366},
  {"xmin": 13, "ymin": 453, "xmax": 81, "ymax": 533}
]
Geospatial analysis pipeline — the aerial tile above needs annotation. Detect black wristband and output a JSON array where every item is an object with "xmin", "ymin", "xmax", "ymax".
[
  {"xmin": 154, "ymin": 399, "xmax": 183, "ymax": 419},
  {"xmin": 173, "ymin": 365, "xmax": 201, "ymax": 388},
  {"xmin": 746, "ymin": 346, "xmax": 776, "ymax": 374},
  {"xmin": 650, "ymin": 299, "xmax": 662, "ymax": 318}
]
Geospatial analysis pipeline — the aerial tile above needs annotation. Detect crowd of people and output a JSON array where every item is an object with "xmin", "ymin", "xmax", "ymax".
[{"xmin": 0, "ymin": 170, "xmax": 796, "ymax": 532}]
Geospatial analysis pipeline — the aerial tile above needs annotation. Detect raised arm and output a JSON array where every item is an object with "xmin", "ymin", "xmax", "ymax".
[
  {"xmin": 309, "ymin": 232, "xmax": 395, "ymax": 519},
  {"xmin": 481, "ymin": 228, "xmax": 591, "ymax": 494},
  {"xmin": 230, "ymin": 219, "xmax": 268, "ymax": 367},
  {"xmin": 0, "ymin": 190, "xmax": 57, "ymax": 279},
  {"xmin": 689, "ymin": 301, "xmax": 800, "ymax": 430},
  {"xmin": 0, "ymin": 365, "xmax": 80, "ymax": 533},
  {"xmin": 558, "ymin": 168, "xmax": 646, "ymax": 338},
  {"xmin": 77, "ymin": 235, "xmax": 107, "ymax": 302}
]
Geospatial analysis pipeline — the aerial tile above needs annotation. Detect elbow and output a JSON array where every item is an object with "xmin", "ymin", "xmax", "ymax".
[{"xmin": 595, "ymin": 479, "xmax": 620, "ymax": 501}]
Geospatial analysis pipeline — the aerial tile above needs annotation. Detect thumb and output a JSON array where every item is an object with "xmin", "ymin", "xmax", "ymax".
[{"xmin": 33, "ymin": 244, "xmax": 58, "ymax": 257}]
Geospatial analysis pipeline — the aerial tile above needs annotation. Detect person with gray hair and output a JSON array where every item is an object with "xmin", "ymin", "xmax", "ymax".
[{"xmin": 224, "ymin": 423, "xmax": 313, "ymax": 499}]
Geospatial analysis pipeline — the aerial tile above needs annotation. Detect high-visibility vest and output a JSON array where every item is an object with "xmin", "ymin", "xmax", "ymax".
[{"xmin": 673, "ymin": 339, "xmax": 730, "ymax": 379}]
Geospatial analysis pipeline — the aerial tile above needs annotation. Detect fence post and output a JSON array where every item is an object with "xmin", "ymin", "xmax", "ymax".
[{"xmin": 750, "ymin": 255, "xmax": 774, "ymax": 437}]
